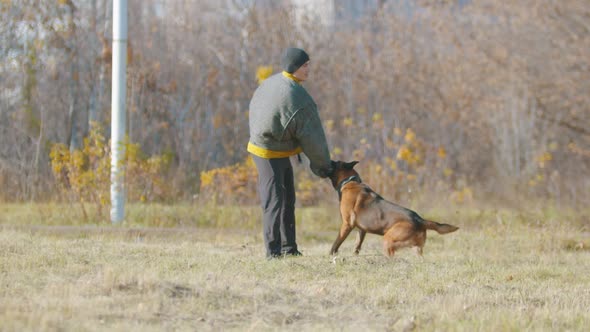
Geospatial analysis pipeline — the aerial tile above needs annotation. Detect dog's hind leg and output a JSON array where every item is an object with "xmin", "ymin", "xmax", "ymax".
[
  {"xmin": 383, "ymin": 239, "xmax": 396, "ymax": 257},
  {"xmin": 330, "ymin": 223, "xmax": 353, "ymax": 255},
  {"xmin": 354, "ymin": 229, "xmax": 366, "ymax": 255},
  {"xmin": 382, "ymin": 225, "xmax": 413, "ymax": 257},
  {"xmin": 414, "ymin": 232, "xmax": 425, "ymax": 258},
  {"xmin": 414, "ymin": 246, "xmax": 423, "ymax": 258}
]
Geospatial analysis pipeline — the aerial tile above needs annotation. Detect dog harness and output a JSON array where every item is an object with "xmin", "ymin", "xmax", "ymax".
[{"xmin": 336, "ymin": 175, "xmax": 362, "ymax": 200}]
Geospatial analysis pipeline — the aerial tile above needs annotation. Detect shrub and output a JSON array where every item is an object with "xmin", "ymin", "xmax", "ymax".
[
  {"xmin": 199, "ymin": 156, "xmax": 258, "ymax": 204},
  {"xmin": 49, "ymin": 124, "xmax": 173, "ymax": 220}
]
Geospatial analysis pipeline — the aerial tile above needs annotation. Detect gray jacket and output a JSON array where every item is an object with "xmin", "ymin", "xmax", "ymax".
[{"xmin": 248, "ymin": 73, "xmax": 331, "ymax": 177}]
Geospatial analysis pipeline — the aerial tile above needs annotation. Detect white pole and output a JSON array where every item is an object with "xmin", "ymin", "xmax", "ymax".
[{"xmin": 110, "ymin": 0, "xmax": 127, "ymax": 224}]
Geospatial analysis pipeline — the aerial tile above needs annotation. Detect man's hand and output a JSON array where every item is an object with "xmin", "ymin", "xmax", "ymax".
[{"xmin": 317, "ymin": 162, "xmax": 335, "ymax": 178}]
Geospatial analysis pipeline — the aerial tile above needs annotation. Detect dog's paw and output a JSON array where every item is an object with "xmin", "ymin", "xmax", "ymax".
[
  {"xmin": 331, "ymin": 256, "xmax": 345, "ymax": 265},
  {"xmin": 390, "ymin": 315, "xmax": 416, "ymax": 332}
]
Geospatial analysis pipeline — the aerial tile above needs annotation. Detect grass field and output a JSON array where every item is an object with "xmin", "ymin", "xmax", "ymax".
[{"xmin": 1, "ymin": 203, "xmax": 589, "ymax": 331}]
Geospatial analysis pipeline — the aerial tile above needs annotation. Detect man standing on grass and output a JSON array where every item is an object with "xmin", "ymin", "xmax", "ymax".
[{"xmin": 247, "ymin": 47, "xmax": 332, "ymax": 259}]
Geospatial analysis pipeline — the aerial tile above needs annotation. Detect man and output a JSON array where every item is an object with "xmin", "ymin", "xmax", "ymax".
[{"xmin": 247, "ymin": 47, "xmax": 332, "ymax": 259}]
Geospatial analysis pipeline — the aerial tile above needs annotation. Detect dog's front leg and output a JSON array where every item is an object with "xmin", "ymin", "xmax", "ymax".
[
  {"xmin": 330, "ymin": 223, "xmax": 353, "ymax": 255},
  {"xmin": 353, "ymin": 229, "xmax": 366, "ymax": 255}
]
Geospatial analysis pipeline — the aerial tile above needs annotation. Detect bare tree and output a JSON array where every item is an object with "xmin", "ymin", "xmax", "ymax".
[{"xmin": 0, "ymin": 0, "xmax": 587, "ymax": 205}]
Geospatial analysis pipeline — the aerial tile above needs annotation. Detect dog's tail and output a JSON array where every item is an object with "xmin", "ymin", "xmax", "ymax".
[{"xmin": 423, "ymin": 220, "xmax": 459, "ymax": 234}]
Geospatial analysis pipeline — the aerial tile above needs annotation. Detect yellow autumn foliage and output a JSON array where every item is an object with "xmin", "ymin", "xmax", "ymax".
[
  {"xmin": 256, "ymin": 65, "xmax": 273, "ymax": 85},
  {"xmin": 199, "ymin": 156, "xmax": 258, "ymax": 203},
  {"xmin": 50, "ymin": 124, "xmax": 173, "ymax": 218}
]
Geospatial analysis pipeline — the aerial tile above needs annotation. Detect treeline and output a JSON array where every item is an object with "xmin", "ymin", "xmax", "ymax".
[{"xmin": 0, "ymin": 0, "xmax": 588, "ymax": 206}]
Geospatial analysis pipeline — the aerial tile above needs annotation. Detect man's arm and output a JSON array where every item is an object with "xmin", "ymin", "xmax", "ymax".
[{"xmin": 291, "ymin": 107, "xmax": 332, "ymax": 177}]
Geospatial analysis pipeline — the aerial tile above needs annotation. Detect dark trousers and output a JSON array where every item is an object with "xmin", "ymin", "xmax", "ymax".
[{"xmin": 252, "ymin": 155, "xmax": 297, "ymax": 257}]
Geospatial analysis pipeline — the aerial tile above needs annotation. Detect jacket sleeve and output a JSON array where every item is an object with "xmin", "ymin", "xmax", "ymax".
[{"xmin": 290, "ymin": 106, "xmax": 332, "ymax": 177}]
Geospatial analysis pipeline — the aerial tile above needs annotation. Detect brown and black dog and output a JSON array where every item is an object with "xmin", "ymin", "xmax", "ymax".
[{"xmin": 328, "ymin": 160, "xmax": 458, "ymax": 257}]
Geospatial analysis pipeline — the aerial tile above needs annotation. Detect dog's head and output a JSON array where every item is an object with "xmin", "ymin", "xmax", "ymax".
[{"xmin": 328, "ymin": 160, "xmax": 360, "ymax": 189}]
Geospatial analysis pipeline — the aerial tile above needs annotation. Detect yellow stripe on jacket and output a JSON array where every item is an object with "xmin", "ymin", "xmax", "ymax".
[
  {"xmin": 247, "ymin": 142, "xmax": 302, "ymax": 159},
  {"xmin": 282, "ymin": 71, "xmax": 302, "ymax": 84}
]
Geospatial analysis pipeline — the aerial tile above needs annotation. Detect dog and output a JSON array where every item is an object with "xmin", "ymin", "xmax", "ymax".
[{"xmin": 328, "ymin": 160, "xmax": 458, "ymax": 257}]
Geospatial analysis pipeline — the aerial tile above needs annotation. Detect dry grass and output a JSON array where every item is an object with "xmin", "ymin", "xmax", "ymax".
[{"xmin": 1, "ymin": 204, "xmax": 589, "ymax": 331}]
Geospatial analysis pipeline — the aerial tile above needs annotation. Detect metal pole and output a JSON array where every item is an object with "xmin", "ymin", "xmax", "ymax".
[{"xmin": 110, "ymin": 0, "xmax": 127, "ymax": 224}]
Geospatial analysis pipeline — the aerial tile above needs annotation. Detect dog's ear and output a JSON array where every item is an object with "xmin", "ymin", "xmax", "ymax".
[{"xmin": 344, "ymin": 161, "xmax": 359, "ymax": 169}]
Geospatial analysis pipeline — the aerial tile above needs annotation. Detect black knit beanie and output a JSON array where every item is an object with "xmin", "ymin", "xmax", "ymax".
[{"xmin": 281, "ymin": 48, "xmax": 310, "ymax": 74}]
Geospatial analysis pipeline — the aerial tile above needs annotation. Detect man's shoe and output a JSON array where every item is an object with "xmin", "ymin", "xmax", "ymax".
[
  {"xmin": 283, "ymin": 249, "xmax": 303, "ymax": 257},
  {"xmin": 267, "ymin": 253, "xmax": 283, "ymax": 260}
]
